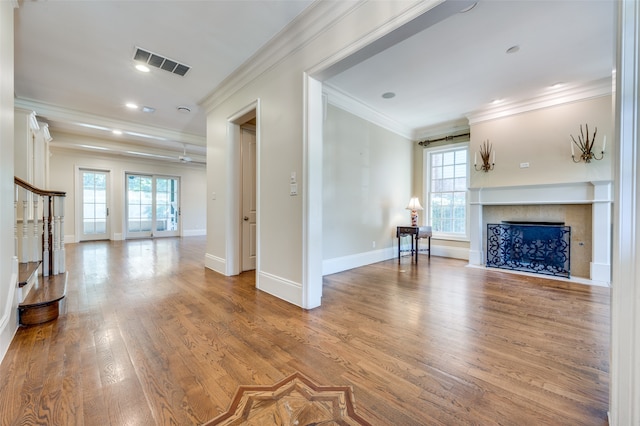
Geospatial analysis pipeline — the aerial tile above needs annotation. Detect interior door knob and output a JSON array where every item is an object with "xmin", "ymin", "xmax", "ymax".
[{"xmin": 243, "ymin": 216, "xmax": 249, "ymax": 221}]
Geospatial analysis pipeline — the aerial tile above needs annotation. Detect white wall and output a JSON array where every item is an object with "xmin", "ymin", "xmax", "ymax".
[
  {"xmin": 49, "ymin": 133, "xmax": 206, "ymax": 241},
  {"xmin": 322, "ymin": 104, "xmax": 412, "ymax": 274},
  {"xmin": 0, "ymin": 0, "xmax": 17, "ymax": 363}
]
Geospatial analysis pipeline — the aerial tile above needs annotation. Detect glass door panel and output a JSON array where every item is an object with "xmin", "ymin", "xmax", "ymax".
[
  {"xmin": 80, "ymin": 170, "xmax": 109, "ymax": 241},
  {"xmin": 126, "ymin": 174, "xmax": 180, "ymax": 238},
  {"xmin": 154, "ymin": 177, "xmax": 179, "ymax": 236}
]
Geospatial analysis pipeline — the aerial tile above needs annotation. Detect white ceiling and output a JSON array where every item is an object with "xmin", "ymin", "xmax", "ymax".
[{"xmin": 14, "ymin": 0, "xmax": 615, "ymax": 160}]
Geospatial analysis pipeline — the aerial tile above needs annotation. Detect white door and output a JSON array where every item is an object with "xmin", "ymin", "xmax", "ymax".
[
  {"xmin": 241, "ymin": 127, "xmax": 256, "ymax": 271},
  {"xmin": 79, "ymin": 169, "xmax": 110, "ymax": 241},
  {"xmin": 126, "ymin": 174, "xmax": 180, "ymax": 239}
]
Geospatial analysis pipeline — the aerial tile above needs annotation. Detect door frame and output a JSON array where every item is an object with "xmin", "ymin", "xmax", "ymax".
[
  {"xmin": 226, "ymin": 100, "xmax": 260, "ymax": 276},
  {"xmin": 75, "ymin": 166, "xmax": 112, "ymax": 242}
]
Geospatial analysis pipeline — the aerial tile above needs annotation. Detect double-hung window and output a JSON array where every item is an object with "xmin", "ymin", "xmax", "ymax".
[{"xmin": 424, "ymin": 143, "xmax": 469, "ymax": 240}]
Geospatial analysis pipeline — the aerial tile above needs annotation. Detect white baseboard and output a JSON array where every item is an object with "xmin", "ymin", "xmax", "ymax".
[
  {"xmin": 183, "ymin": 229, "xmax": 206, "ymax": 237},
  {"xmin": 323, "ymin": 244, "xmax": 470, "ymax": 276},
  {"xmin": 204, "ymin": 253, "xmax": 226, "ymax": 275},
  {"xmin": 257, "ymin": 271, "xmax": 303, "ymax": 307},
  {"xmin": 64, "ymin": 234, "xmax": 75, "ymax": 244},
  {"xmin": 323, "ymin": 247, "xmax": 395, "ymax": 276}
]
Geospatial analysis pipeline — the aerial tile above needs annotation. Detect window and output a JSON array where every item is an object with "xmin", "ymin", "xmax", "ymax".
[{"xmin": 424, "ymin": 144, "xmax": 469, "ymax": 240}]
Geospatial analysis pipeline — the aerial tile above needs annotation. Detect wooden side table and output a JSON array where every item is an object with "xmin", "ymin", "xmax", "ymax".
[{"xmin": 397, "ymin": 226, "xmax": 432, "ymax": 263}]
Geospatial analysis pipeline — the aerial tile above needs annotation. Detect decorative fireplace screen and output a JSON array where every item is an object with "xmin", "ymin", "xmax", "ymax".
[{"xmin": 486, "ymin": 222, "xmax": 571, "ymax": 278}]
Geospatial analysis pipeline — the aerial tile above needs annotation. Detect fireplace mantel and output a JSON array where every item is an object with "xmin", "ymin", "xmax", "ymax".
[{"xmin": 469, "ymin": 181, "xmax": 612, "ymax": 285}]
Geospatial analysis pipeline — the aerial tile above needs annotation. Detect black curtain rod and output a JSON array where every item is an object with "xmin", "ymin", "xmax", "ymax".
[{"xmin": 418, "ymin": 132, "xmax": 470, "ymax": 147}]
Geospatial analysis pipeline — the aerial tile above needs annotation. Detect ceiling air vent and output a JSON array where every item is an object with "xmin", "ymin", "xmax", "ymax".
[{"xmin": 133, "ymin": 47, "xmax": 190, "ymax": 77}]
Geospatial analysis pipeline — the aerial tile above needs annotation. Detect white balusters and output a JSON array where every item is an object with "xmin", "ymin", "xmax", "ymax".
[
  {"xmin": 42, "ymin": 195, "xmax": 50, "ymax": 276},
  {"xmin": 32, "ymin": 196, "xmax": 39, "ymax": 262},
  {"xmin": 21, "ymin": 188, "xmax": 28, "ymax": 262}
]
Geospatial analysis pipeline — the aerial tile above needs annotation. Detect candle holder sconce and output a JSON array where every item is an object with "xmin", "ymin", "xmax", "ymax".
[
  {"xmin": 474, "ymin": 140, "xmax": 495, "ymax": 172},
  {"xmin": 571, "ymin": 124, "xmax": 605, "ymax": 163}
]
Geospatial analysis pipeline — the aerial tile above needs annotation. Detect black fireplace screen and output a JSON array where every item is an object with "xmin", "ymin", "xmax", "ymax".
[{"xmin": 486, "ymin": 222, "xmax": 571, "ymax": 278}]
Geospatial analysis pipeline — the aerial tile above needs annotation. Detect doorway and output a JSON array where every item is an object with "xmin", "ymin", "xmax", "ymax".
[
  {"xmin": 241, "ymin": 125, "xmax": 257, "ymax": 271},
  {"xmin": 125, "ymin": 173, "xmax": 180, "ymax": 238},
  {"xmin": 79, "ymin": 169, "xmax": 110, "ymax": 241}
]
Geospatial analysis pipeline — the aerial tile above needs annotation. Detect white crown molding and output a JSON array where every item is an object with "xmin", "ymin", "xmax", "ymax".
[
  {"xmin": 467, "ymin": 77, "xmax": 613, "ymax": 125},
  {"xmin": 200, "ymin": 0, "xmax": 363, "ymax": 112},
  {"xmin": 323, "ymin": 83, "xmax": 412, "ymax": 139},
  {"xmin": 413, "ymin": 119, "xmax": 470, "ymax": 141},
  {"xmin": 14, "ymin": 97, "xmax": 205, "ymax": 147}
]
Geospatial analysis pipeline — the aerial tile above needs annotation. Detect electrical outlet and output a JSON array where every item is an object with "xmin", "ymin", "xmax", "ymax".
[
  {"xmin": 520, "ymin": 162, "xmax": 530, "ymax": 168},
  {"xmin": 372, "ymin": 241, "xmax": 376, "ymax": 248}
]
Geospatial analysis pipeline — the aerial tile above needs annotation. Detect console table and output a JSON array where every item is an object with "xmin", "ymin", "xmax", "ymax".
[{"xmin": 397, "ymin": 225, "xmax": 432, "ymax": 263}]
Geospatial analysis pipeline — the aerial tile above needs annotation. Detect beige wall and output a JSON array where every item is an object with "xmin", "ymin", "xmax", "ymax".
[
  {"xmin": 49, "ymin": 132, "xmax": 206, "ymax": 241},
  {"xmin": 323, "ymin": 104, "xmax": 412, "ymax": 260},
  {"xmin": 470, "ymin": 95, "xmax": 613, "ymax": 188}
]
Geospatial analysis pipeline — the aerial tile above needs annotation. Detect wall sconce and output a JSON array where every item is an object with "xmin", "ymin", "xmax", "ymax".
[
  {"xmin": 474, "ymin": 140, "xmax": 495, "ymax": 172},
  {"xmin": 406, "ymin": 197, "xmax": 423, "ymax": 226},
  {"xmin": 571, "ymin": 124, "xmax": 605, "ymax": 163}
]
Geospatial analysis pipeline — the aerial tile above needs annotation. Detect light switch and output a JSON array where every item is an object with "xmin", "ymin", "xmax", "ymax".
[
  {"xmin": 211, "ymin": 192, "xmax": 217, "ymax": 200},
  {"xmin": 290, "ymin": 171, "xmax": 296, "ymax": 183},
  {"xmin": 290, "ymin": 183, "xmax": 298, "ymax": 196}
]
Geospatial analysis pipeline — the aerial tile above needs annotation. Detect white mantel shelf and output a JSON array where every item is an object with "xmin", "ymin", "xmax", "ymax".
[{"xmin": 468, "ymin": 181, "xmax": 612, "ymax": 286}]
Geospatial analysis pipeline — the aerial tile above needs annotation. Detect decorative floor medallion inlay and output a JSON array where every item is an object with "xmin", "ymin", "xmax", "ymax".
[{"xmin": 203, "ymin": 372, "xmax": 371, "ymax": 425}]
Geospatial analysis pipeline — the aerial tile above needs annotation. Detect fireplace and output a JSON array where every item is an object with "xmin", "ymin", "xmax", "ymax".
[
  {"xmin": 486, "ymin": 221, "xmax": 571, "ymax": 278},
  {"xmin": 468, "ymin": 181, "xmax": 612, "ymax": 284}
]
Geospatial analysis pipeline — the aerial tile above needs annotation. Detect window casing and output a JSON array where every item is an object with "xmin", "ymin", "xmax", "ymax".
[{"xmin": 423, "ymin": 143, "xmax": 470, "ymax": 241}]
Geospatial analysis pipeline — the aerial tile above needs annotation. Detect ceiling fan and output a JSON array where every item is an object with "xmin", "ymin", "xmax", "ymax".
[{"xmin": 178, "ymin": 144, "xmax": 206, "ymax": 165}]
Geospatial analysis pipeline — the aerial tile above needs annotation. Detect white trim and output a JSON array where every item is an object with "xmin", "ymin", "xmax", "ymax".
[
  {"xmin": 302, "ymin": 75, "xmax": 323, "ymax": 309},
  {"xmin": 610, "ymin": 0, "xmax": 640, "ymax": 423},
  {"xmin": 467, "ymin": 77, "xmax": 613, "ymax": 125},
  {"xmin": 182, "ymin": 229, "xmax": 206, "ymax": 237},
  {"xmin": 201, "ymin": 0, "xmax": 361, "ymax": 112},
  {"xmin": 204, "ymin": 253, "xmax": 226, "ymax": 274},
  {"xmin": 257, "ymin": 271, "xmax": 302, "ymax": 308},
  {"xmin": 323, "ymin": 84, "xmax": 412, "ymax": 139},
  {"xmin": 0, "ymin": 257, "xmax": 18, "ymax": 362},
  {"xmin": 323, "ymin": 247, "xmax": 396, "ymax": 276},
  {"xmin": 422, "ymin": 143, "xmax": 471, "ymax": 241},
  {"xmin": 432, "ymin": 244, "xmax": 468, "ymax": 260},
  {"xmin": 15, "ymin": 98, "xmax": 204, "ymax": 147}
]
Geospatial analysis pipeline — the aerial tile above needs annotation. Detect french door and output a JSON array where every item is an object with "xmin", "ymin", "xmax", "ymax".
[
  {"xmin": 126, "ymin": 173, "xmax": 180, "ymax": 238},
  {"xmin": 79, "ymin": 169, "xmax": 110, "ymax": 241}
]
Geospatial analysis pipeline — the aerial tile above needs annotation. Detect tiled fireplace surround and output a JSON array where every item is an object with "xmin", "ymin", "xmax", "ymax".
[{"xmin": 468, "ymin": 181, "xmax": 612, "ymax": 285}]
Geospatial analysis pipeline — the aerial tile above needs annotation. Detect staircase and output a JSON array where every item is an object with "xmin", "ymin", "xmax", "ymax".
[{"xmin": 14, "ymin": 177, "xmax": 67, "ymax": 326}]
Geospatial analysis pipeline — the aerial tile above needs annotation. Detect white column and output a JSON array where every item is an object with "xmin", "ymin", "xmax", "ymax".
[
  {"xmin": 610, "ymin": 0, "xmax": 640, "ymax": 423},
  {"xmin": 590, "ymin": 181, "xmax": 612, "ymax": 283},
  {"xmin": 14, "ymin": 184, "xmax": 18, "ymax": 258},
  {"xmin": 468, "ymin": 188, "xmax": 483, "ymax": 265}
]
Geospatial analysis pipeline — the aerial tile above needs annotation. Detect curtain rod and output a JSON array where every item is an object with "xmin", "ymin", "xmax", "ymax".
[{"xmin": 418, "ymin": 132, "xmax": 470, "ymax": 147}]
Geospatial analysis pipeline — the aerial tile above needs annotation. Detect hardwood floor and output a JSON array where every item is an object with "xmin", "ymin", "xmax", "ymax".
[{"xmin": 0, "ymin": 237, "xmax": 609, "ymax": 425}]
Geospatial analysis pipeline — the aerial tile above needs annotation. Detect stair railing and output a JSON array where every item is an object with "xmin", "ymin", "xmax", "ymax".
[{"xmin": 14, "ymin": 177, "xmax": 66, "ymax": 276}]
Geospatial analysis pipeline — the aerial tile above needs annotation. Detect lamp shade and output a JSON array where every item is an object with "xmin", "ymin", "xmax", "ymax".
[{"xmin": 406, "ymin": 197, "xmax": 423, "ymax": 211}]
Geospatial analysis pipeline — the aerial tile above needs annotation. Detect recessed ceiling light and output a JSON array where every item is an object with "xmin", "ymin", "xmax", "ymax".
[
  {"xmin": 177, "ymin": 106, "xmax": 191, "ymax": 113},
  {"xmin": 141, "ymin": 106, "xmax": 155, "ymax": 113},
  {"xmin": 506, "ymin": 45, "xmax": 520, "ymax": 54},
  {"xmin": 135, "ymin": 64, "xmax": 150, "ymax": 73},
  {"xmin": 112, "ymin": 130, "xmax": 123, "ymax": 135},
  {"xmin": 491, "ymin": 99, "xmax": 504, "ymax": 105},
  {"xmin": 550, "ymin": 82, "xmax": 564, "ymax": 89},
  {"xmin": 126, "ymin": 103, "xmax": 139, "ymax": 109},
  {"xmin": 382, "ymin": 92, "xmax": 396, "ymax": 99}
]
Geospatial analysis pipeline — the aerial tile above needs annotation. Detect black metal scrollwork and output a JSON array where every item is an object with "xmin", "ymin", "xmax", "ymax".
[{"xmin": 486, "ymin": 223, "xmax": 571, "ymax": 278}]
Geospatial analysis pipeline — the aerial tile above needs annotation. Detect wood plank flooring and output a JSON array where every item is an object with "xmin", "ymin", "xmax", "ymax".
[{"xmin": 0, "ymin": 237, "xmax": 610, "ymax": 425}]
